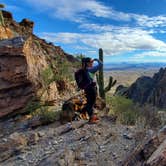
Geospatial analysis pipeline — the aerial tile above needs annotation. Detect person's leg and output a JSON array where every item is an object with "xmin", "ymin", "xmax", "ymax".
[{"xmin": 82, "ymin": 86, "xmax": 97, "ymax": 118}]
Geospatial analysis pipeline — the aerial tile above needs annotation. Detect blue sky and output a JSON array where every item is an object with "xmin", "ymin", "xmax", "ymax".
[{"xmin": 2, "ymin": 0, "xmax": 166, "ymax": 63}]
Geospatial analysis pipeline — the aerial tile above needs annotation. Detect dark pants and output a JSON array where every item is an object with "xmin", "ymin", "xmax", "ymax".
[{"xmin": 82, "ymin": 85, "xmax": 97, "ymax": 118}]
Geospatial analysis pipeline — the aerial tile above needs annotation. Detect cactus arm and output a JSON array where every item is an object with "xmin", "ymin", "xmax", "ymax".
[{"xmin": 104, "ymin": 76, "xmax": 117, "ymax": 92}]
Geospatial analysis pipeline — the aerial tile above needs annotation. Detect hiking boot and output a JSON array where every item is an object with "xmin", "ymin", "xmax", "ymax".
[{"xmin": 89, "ymin": 115, "xmax": 99, "ymax": 124}]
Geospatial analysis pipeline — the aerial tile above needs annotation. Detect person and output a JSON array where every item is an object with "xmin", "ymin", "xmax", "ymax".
[{"xmin": 81, "ymin": 57, "xmax": 103, "ymax": 123}]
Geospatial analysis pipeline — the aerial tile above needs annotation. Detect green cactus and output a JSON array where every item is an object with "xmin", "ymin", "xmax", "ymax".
[{"xmin": 97, "ymin": 48, "xmax": 117, "ymax": 100}]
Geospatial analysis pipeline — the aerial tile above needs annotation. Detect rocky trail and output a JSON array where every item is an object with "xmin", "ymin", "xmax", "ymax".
[{"xmin": 0, "ymin": 115, "xmax": 145, "ymax": 166}]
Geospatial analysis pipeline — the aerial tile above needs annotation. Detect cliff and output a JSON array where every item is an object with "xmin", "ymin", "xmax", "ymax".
[{"xmin": 0, "ymin": 10, "xmax": 78, "ymax": 118}]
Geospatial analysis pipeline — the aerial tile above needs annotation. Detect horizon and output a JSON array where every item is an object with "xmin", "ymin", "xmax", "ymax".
[{"xmin": 1, "ymin": 0, "xmax": 166, "ymax": 63}]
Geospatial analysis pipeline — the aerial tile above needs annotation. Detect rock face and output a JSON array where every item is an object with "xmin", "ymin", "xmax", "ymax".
[
  {"xmin": 0, "ymin": 10, "xmax": 34, "ymax": 39},
  {"xmin": 122, "ymin": 125, "xmax": 166, "ymax": 166},
  {"xmin": 0, "ymin": 10, "xmax": 78, "ymax": 119},
  {"xmin": 0, "ymin": 37, "xmax": 34, "ymax": 118},
  {"xmin": 115, "ymin": 67, "xmax": 166, "ymax": 109}
]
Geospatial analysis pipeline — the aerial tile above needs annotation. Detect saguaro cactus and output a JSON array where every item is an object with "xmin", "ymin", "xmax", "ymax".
[{"xmin": 97, "ymin": 48, "xmax": 117, "ymax": 100}]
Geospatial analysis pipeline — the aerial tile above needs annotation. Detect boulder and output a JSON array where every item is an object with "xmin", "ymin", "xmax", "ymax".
[{"xmin": 0, "ymin": 10, "xmax": 78, "ymax": 119}]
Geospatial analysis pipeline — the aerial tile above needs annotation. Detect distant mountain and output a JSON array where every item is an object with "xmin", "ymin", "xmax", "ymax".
[
  {"xmin": 115, "ymin": 67, "xmax": 166, "ymax": 109},
  {"xmin": 104, "ymin": 62, "xmax": 166, "ymax": 71}
]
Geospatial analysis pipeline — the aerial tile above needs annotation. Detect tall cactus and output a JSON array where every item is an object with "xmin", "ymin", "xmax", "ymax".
[{"xmin": 97, "ymin": 48, "xmax": 117, "ymax": 100}]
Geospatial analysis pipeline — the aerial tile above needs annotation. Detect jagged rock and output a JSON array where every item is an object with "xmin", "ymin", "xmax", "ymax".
[
  {"xmin": 146, "ymin": 139, "xmax": 166, "ymax": 166},
  {"xmin": 1, "ymin": 10, "xmax": 33, "ymax": 38},
  {"xmin": 0, "ymin": 37, "xmax": 34, "ymax": 118},
  {"xmin": 115, "ymin": 67, "xmax": 166, "ymax": 108},
  {"xmin": 0, "ymin": 10, "xmax": 78, "ymax": 119},
  {"xmin": 122, "ymin": 125, "xmax": 166, "ymax": 166}
]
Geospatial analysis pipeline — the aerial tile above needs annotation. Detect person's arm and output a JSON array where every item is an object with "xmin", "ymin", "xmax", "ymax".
[{"xmin": 88, "ymin": 59, "xmax": 103, "ymax": 73}]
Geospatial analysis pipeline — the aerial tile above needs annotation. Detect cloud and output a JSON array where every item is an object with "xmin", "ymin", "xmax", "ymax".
[
  {"xmin": 40, "ymin": 26, "xmax": 166, "ymax": 56},
  {"xmin": 133, "ymin": 14, "xmax": 166, "ymax": 27},
  {"xmin": 25, "ymin": 0, "xmax": 112, "ymax": 22},
  {"xmin": 134, "ymin": 51, "xmax": 166, "ymax": 58},
  {"xmin": 25, "ymin": 0, "xmax": 166, "ymax": 28}
]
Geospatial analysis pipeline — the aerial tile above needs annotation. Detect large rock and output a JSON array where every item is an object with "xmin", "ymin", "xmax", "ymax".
[
  {"xmin": 146, "ymin": 139, "xmax": 166, "ymax": 166},
  {"xmin": 0, "ymin": 10, "xmax": 78, "ymax": 119},
  {"xmin": 0, "ymin": 10, "xmax": 33, "ymax": 39},
  {"xmin": 0, "ymin": 37, "xmax": 34, "ymax": 118},
  {"xmin": 122, "ymin": 125, "xmax": 166, "ymax": 166},
  {"xmin": 115, "ymin": 67, "xmax": 166, "ymax": 109}
]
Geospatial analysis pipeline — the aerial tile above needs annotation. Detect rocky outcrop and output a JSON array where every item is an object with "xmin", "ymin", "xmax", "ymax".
[
  {"xmin": 0, "ymin": 37, "xmax": 34, "ymax": 118},
  {"xmin": 115, "ymin": 67, "xmax": 166, "ymax": 108},
  {"xmin": 0, "ymin": 10, "xmax": 78, "ymax": 119},
  {"xmin": 0, "ymin": 10, "xmax": 34, "ymax": 39},
  {"xmin": 122, "ymin": 125, "xmax": 166, "ymax": 166}
]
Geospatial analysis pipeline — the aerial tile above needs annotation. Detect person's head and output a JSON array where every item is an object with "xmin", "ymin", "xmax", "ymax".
[{"xmin": 82, "ymin": 57, "xmax": 93, "ymax": 69}]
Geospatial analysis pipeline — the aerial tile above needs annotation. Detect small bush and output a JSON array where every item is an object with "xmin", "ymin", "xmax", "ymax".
[
  {"xmin": 107, "ymin": 95, "xmax": 162, "ymax": 128},
  {"xmin": 38, "ymin": 106, "xmax": 60, "ymax": 124},
  {"xmin": 0, "ymin": 10, "xmax": 5, "ymax": 26},
  {"xmin": 139, "ymin": 104, "xmax": 162, "ymax": 128},
  {"xmin": 41, "ymin": 66, "xmax": 55, "ymax": 88},
  {"xmin": 25, "ymin": 99, "xmax": 60, "ymax": 124},
  {"xmin": 0, "ymin": 4, "xmax": 5, "ymax": 8},
  {"xmin": 108, "ymin": 95, "xmax": 140, "ymax": 125},
  {"xmin": 24, "ymin": 98, "xmax": 42, "ymax": 113}
]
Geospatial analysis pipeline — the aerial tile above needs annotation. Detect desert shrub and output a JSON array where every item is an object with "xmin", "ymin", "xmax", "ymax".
[
  {"xmin": 51, "ymin": 57, "xmax": 73, "ymax": 82},
  {"xmin": 138, "ymin": 104, "xmax": 162, "ymax": 128},
  {"xmin": 41, "ymin": 66, "xmax": 55, "ymax": 89},
  {"xmin": 107, "ymin": 95, "xmax": 162, "ymax": 128},
  {"xmin": 0, "ymin": 4, "xmax": 5, "ymax": 8},
  {"xmin": 24, "ymin": 98, "xmax": 42, "ymax": 113},
  {"xmin": 108, "ymin": 95, "xmax": 140, "ymax": 125},
  {"xmin": 0, "ymin": 10, "xmax": 5, "ymax": 26},
  {"xmin": 25, "ymin": 98, "xmax": 60, "ymax": 124},
  {"xmin": 39, "ymin": 108, "xmax": 60, "ymax": 124},
  {"xmin": 75, "ymin": 54, "xmax": 85, "ymax": 61},
  {"xmin": 34, "ymin": 40, "xmax": 40, "ymax": 48}
]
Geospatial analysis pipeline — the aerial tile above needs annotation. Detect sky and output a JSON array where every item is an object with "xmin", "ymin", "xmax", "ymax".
[{"xmin": 1, "ymin": 0, "xmax": 166, "ymax": 63}]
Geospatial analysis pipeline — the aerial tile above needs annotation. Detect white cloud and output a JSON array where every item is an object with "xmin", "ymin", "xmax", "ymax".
[
  {"xmin": 134, "ymin": 51, "xmax": 166, "ymax": 58},
  {"xmin": 133, "ymin": 14, "xmax": 166, "ymax": 27},
  {"xmin": 25, "ymin": 0, "xmax": 166, "ymax": 28},
  {"xmin": 25, "ymin": 0, "xmax": 112, "ymax": 22},
  {"xmin": 40, "ymin": 27, "xmax": 166, "ymax": 56}
]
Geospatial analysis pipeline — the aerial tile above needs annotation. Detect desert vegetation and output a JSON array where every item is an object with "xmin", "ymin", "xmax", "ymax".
[{"xmin": 106, "ymin": 95, "xmax": 164, "ymax": 129}]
